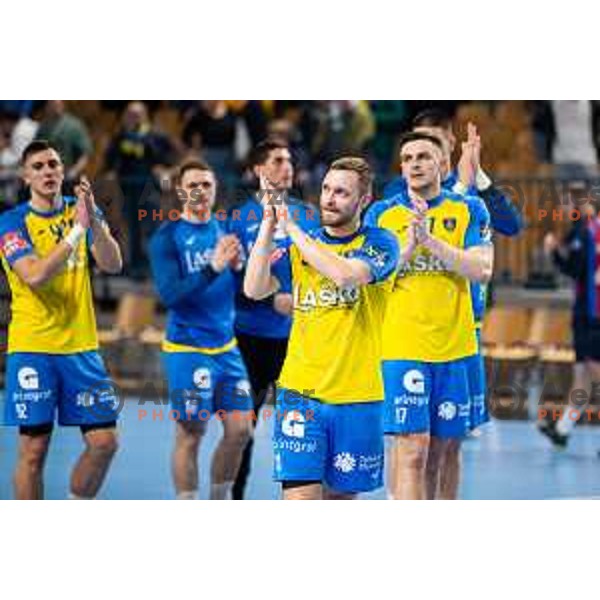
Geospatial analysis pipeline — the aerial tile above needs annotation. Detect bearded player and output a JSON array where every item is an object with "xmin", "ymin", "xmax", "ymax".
[{"xmin": 245, "ymin": 157, "xmax": 399, "ymax": 500}]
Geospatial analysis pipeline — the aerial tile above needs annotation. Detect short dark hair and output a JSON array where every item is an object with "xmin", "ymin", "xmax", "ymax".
[
  {"xmin": 249, "ymin": 137, "xmax": 289, "ymax": 168},
  {"xmin": 398, "ymin": 131, "xmax": 444, "ymax": 155},
  {"xmin": 412, "ymin": 108, "xmax": 453, "ymax": 130},
  {"xmin": 21, "ymin": 139, "xmax": 60, "ymax": 165},
  {"xmin": 176, "ymin": 159, "xmax": 214, "ymax": 184},
  {"xmin": 327, "ymin": 156, "xmax": 374, "ymax": 198}
]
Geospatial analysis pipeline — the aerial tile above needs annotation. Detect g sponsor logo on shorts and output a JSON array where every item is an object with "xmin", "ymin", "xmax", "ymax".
[
  {"xmin": 18, "ymin": 367, "xmax": 39, "ymax": 391},
  {"xmin": 281, "ymin": 411, "xmax": 305, "ymax": 438},
  {"xmin": 403, "ymin": 369, "xmax": 425, "ymax": 394}
]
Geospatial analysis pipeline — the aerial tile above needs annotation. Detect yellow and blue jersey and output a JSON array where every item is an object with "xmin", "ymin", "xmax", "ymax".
[
  {"xmin": 0, "ymin": 197, "xmax": 100, "ymax": 354},
  {"xmin": 149, "ymin": 218, "xmax": 238, "ymax": 355},
  {"xmin": 364, "ymin": 191, "xmax": 492, "ymax": 362},
  {"xmin": 272, "ymin": 225, "xmax": 399, "ymax": 405}
]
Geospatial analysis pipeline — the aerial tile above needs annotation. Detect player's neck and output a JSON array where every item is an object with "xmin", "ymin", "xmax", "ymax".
[
  {"xmin": 182, "ymin": 210, "xmax": 210, "ymax": 224},
  {"xmin": 324, "ymin": 219, "xmax": 360, "ymax": 238},
  {"xmin": 408, "ymin": 184, "xmax": 441, "ymax": 205},
  {"xmin": 182, "ymin": 202, "xmax": 211, "ymax": 224},
  {"xmin": 29, "ymin": 192, "xmax": 63, "ymax": 213}
]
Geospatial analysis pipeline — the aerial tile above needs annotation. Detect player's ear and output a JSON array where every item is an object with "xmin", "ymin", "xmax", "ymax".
[
  {"xmin": 253, "ymin": 164, "xmax": 263, "ymax": 181},
  {"xmin": 20, "ymin": 164, "xmax": 30, "ymax": 187},
  {"xmin": 360, "ymin": 194, "xmax": 373, "ymax": 211}
]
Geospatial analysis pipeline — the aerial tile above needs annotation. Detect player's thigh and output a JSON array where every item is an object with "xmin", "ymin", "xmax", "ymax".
[
  {"xmin": 56, "ymin": 351, "xmax": 121, "ymax": 427},
  {"xmin": 387, "ymin": 432, "xmax": 430, "ymax": 471},
  {"xmin": 162, "ymin": 351, "xmax": 215, "ymax": 423},
  {"xmin": 282, "ymin": 480, "xmax": 322, "ymax": 500},
  {"xmin": 214, "ymin": 348, "xmax": 254, "ymax": 415},
  {"xmin": 175, "ymin": 418, "xmax": 207, "ymax": 447},
  {"xmin": 382, "ymin": 360, "xmax": 432, "ymax": 435},
  {"xmin": 430, "ymin": 359, "xmax": 472, "ymax": 439},
  {"xmin": 273, "ymin": 389, "xmax": 327, "ymax": 485},
  {"xmin": 325, "ymin": 401, "xmax": 385, "ymax": 495},
  {"xmin": 4, "ymin": 353, "xmax": 58, "ymax": 427}
]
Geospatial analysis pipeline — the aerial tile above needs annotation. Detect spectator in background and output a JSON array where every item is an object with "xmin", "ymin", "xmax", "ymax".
[
  {"xmin": 183, "ymin": 101, "xmax": 238, "ymax": 188},
  {"xmin": 238, "ymin": 101, "xmax": 268, "ymax": 147},
  {"xmin": 551, "ymin": 101, "xmax": 599, "ymax": 179},
  {"xmin": 370, "ymin": 100, "xmax": 407, "ymax": 177},
  {"xmin": 37, "ymin": 100, "xmax": 92, "ymax": 182},
  {"xmin": 530, "ymin": 101, "xmax": 555, "ymax": 163},
  {"xmin": 104, "ymin": 101, "xmax": 175, "ymax": 279},
  {"xmin": 310, "ymin": 101, "xmax": 375, "ymax": 179},
  {"xmin": 0, "ymin": 108, "xmax": 38, "ymax": 208}
]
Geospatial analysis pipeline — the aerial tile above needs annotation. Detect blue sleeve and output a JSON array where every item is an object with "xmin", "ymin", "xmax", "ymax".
[
  {"xmin": 362, "ymin": 200, "xmax": 387, "ymax": 228},
  {"xmin": 464, "ymin": 197, "xmax": 493, "ymax": 249},
  {"xmin": 347, "ymin": 227, "xmax": 400, "ymax": 284},
  {"xmin": 383, "ymin": 177, "xmax": 406, "ymax": 199},
  {"xmin": 0, "ymin": 212, "xmax": 35, "ymax": 266},
  {"xmin": 149, "ymin": 225, "xmax": 220, "ymax": 309},
  {"xmin": 479, "ymin": 185, "xmax": 524, "ymax": 236}
]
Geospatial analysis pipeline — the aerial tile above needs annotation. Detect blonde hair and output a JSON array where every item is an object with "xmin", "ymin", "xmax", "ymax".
[{"xmin": 328, "ymin": 156, "xmax": 373, "ymax": 198}]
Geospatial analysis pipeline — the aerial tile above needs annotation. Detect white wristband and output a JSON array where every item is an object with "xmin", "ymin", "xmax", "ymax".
[
  {"xmin": 65, "ymin": 224, "xmax": 86, "ymax": 250},
  {"xmin": 476, "ymin": 168, "xmax": 492, "ymax": 191},
  {"xmin": 452, "ymin": 181, "xmax": 469, "ymax": 195}
]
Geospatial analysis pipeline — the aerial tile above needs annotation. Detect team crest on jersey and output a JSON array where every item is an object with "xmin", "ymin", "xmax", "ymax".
[
  {"xmin": 0, "ymin": 231, "xmax": 28, "ymax": 258},
  {"xmin": 443, "ymin": 218, "xmax": 457, "ymax": 232}
]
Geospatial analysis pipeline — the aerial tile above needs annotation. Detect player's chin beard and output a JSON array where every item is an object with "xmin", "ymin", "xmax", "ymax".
[{"xmin": 321, "ymin": 210, "xmax": 352, "ymax": 229}]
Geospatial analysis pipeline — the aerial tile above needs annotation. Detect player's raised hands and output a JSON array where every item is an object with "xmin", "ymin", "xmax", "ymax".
[
  {"xmin": 74, "ymin": 176, "xmax": 98, "ymax": 229},
  {"xmin": 457, "ymin": 122, "xmax": 480, "ymax": 189},
  {"xmin": 211, "ymin": 234, "xmax": 242, "ymax": 272}
]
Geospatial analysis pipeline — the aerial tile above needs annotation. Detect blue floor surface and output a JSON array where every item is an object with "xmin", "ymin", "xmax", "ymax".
[{"xmin": 2, "ymin": 398, "xmax": 600, "ymax": 499}]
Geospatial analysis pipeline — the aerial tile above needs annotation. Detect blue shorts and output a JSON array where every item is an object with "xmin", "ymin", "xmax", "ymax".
[
  {"xmin": 3, "ymin": 351, "xmax": 120, "ymax": 427},
  {"xmin": 273, "ymin": 388, "xmax": 384, "ymax": 494},
  {"xmin": 162, "ymin": 347, "xmax": 252, "ymax": 421},
  {"xmin": 382, "ymin": 357, "xmax": 473, "ymax": 438},
  {"xmin": 466, "ymin": 331, "xmax": 489, "ymax": 429}
]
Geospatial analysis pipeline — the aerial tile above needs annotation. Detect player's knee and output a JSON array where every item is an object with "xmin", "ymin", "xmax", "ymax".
[
  {"xmin": 176, "ymin": 421, "xmax": 206, "ymax": 450},
  {"xmin": 445, "ymin": 439, "xmax": 461, "ymax": 459},
  {"xmin": 18, "ymin": 441, "xmax": 49, "ymax": 473},
  {"xmin": 395, "ymin": 437, "xmax": 429, "ymax": 471},
  {"xmin": 86, "ymin": 431, "xmax": 119, "ymax": 459}
]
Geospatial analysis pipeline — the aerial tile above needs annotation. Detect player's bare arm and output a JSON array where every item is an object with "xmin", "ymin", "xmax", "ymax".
[
  {"xmin": 77, "ymin": 177, "xmax": 123, "ymax": 274},
  {"xmin": 244, "ymin": 206, "xmax": 281, "ymax": 299},
  {"xmin": 416, "ymin": 218, "xmax": 494, "ymax": 283},
  {"xmin": 283, "ymin": 218, "xmax": 372, "ymax": 287},
  {"xmin": 11, "ymin": 241, "xmax": 80, "ymax": 290}
]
